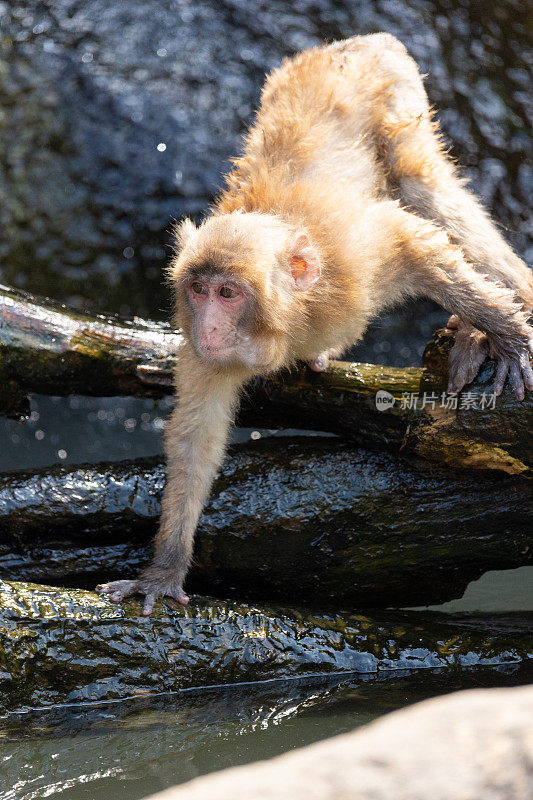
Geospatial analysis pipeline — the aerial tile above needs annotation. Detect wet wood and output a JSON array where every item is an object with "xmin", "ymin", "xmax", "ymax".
[
  {"xmin": 0, "ymin": 438, "xmax": 530, "ymax": 608},
  {"xmin": 0, "ymin": 579, "xmax": 530, "ymax": 712},
  {"xmin": 1, "ymin": 284, "xmax": 531, "ymax": 473}
]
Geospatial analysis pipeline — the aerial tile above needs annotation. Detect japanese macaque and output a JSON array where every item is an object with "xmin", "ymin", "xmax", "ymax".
[{"xmin": 97, "ymin": 33, "xmax": 533, "ymax": 613}]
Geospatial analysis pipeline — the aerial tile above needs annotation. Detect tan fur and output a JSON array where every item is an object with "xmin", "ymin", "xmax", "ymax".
[{"xmin": 97, "ymin": 33, "xmax": 533, "ymax": 613}]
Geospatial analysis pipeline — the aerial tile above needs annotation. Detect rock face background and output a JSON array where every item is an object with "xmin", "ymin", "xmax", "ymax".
[{"xmin": 1, "ymin": 0, "xmax": 531, "ymax": 366}]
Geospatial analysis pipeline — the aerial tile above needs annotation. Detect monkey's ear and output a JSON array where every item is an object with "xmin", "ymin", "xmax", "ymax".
[
  {"xmin": 174, "ymin": 218, "xmax": 197, "ymax": 250},
  {"xmin": 287, "ymin": 233, "xmax": 321, "ymax": 291}
]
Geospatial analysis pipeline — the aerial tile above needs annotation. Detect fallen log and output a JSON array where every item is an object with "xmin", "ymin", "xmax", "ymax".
[
  {"xmin": 0, "ymin": 580, "xmax": 531, "ymax": 712},
  {"xmin": 0, "ymin": 438, "xmax": 530, "ymax": 608},
  {"xmin": 0, "ymin": 283, "xmax": 181, "ymax": 417},
  {"xmin": 1, "ymin": 285, "xmax": 531, "ymax": 473}
]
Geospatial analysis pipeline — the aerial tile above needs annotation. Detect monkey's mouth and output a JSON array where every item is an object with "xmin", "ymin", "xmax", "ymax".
[{"xmin": 197, "ymin": 343, "xmax": 236, "ymax": 360}]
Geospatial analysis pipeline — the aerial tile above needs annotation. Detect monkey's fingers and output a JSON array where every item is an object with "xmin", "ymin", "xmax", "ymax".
[
  {"xmin": 462, "ymin": 345, "xmax": 488, "ymax": 386},
  {"xmin": 447, "ymin": 333, "xmax": 488, "ymax": 394},
  {"xmin": 447, "ymin": 372, "xmax": 465, "ymax": 395},
  {"xmin": 492, "ymin": 358, "xmax": 525, "ymax": 400},
  {"xmin": 520, "ymin": 351, "xmax": 533, "ymax": 391},
  {"xmin": 509, "ymin": 361, "xmax": 525, "ymax": 402},
  {"xmin": 492, "ymin": 350, "xmax": 533, "ymax": 400},
  {"xmin": 96, "ymin": 579, "xmax": 140, "ymax": 602},
  {"xmin": 493, "ymin": 359, "xmax": 509, "ymax": 397},
  {"xmin": 142, "ymin": 594, "xmax": 158, "ymax": 616},
  {"xmin": 172, "ymin": 590, "xmax": 190, "ymax": 605},
  {"xmin": 141, "ymin": 589, "xmax": 189, "ymax": 616}
]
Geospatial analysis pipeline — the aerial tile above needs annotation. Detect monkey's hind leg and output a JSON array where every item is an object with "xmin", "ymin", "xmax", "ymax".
[
  {"xmin": 367, "ymin": 33, "xmax": 533, "ymax": 302},
  {"xmin": 358, "ymin": 34, "xmax": 532, "ymax": 390},
  {"xmin": 380, "ymin": 206, "xmax": 533, "ymax": 399}
]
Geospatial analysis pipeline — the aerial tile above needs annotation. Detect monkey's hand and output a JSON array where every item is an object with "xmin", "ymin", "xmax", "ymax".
[
  {"xmin": 486, "ymin": 335, "xmax": 533, "ymax": 401},
  {"xmin": 96, "ymin": 571, "xmax": 189, "ymax": 616}
]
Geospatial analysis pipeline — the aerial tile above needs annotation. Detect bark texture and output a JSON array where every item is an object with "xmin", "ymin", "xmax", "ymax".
[
  {"xmin": 0, "ymin": 579, "xmax": 530, "ymax": 712},
  {"xmin": 0, "ymin": 438, "xmax": 530, "ymax": 608},
  {"xmin": 1, "ymin": 285, "xmax": 531, "ymax": 472}
]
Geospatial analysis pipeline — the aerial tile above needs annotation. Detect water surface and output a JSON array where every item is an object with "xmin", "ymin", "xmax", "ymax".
[{"xmin": 1, "ymin": 665, "xmax": 531, "ymax": 800}]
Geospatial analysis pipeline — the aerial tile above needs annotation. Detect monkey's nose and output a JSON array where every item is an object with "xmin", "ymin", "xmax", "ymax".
[
  {"xmin": 201, "ymin": 330, "xmax": 226, "ymax": 350},
  {"xmin": 206, "ymin": 330, "xmax": 220, "ymax": 345}
]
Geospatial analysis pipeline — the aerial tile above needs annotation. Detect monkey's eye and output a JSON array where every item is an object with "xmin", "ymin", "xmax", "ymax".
[
  {"xmin": 219, "ymin": 286, "xmax": 237, "ymax": 299},
  {"xmin": 191, "ymin": 281, "xmax": 204, "ymax": 294}
]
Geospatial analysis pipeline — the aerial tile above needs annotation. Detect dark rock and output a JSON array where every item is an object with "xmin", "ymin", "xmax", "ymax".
[
  {"xmin": 0, "ymin": 440, "xmax": 531, "ymax": 607},
  {"xmin": 0, "ymin": 579, "xmax": 531, "ymax": 711}
]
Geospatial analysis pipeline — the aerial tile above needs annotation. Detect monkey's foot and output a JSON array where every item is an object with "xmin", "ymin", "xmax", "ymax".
[
  {"xmin": 488, "ymin": 340, "xmax": 533, "ymax": 401},
  {"xmin": 447, "ymin": 318, "xmax": 533, "ymax": 400},
  {"xmin": 308, "ymin": 347, "xmax": 342, "ymax": 372},
  {"xmin": 447, "ymin": 323, "xmax": 489, "ymax": 394},
  {"xmin": 96, "ymin": 577, "xmax": 189, "ymax": 616},
  {"xmin": 308, "ymin": 353, "xmax": 329, "ymax": 372}
]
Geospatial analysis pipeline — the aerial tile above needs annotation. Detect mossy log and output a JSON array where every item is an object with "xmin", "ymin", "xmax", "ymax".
[
  {"xmin": 0, "ymin": 284, "xmax": 182, "ymax": 417},
  {"xmin": 0, "ymin": 579, "xmax": 531, "ymax": 712},
  {"xmin": 1, "ymin": 285, "xmax": 531, "ymax": 473},
  {"xmin": 0, "ymin": 438, "xmax": 530, "ymax": 608}
]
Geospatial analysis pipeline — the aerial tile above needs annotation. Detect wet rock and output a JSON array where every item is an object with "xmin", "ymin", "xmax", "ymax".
[
  {"xmin": 0, "ymin": 0, "xmax": 530, "ymax": 354},
  {"xmin": 0, "ymin": 440, "xmax": 531, "ymax": 607},
  {"xmin": 0, "ymin": 579, "xmax": 531, "ymax": 711}
]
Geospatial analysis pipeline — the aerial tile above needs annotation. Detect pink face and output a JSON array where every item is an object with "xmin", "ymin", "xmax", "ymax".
[{"xmin": 187, "ymin": 275, "xmax": 250, "ymax": 361}]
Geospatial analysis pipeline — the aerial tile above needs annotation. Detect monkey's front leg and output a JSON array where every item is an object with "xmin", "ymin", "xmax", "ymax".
[
  {"xmin": 97, "ymin": 347, "xmax": 244, "ymax": 614},
  {"xmin": 96, "ymin": 469, "xmax": 199, "ymax": 614}
]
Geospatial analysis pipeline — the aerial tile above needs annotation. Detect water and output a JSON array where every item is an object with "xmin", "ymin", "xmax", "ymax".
[{"xmin": 1, "ymin": 665, "xmax": 531, "ymax": 800}]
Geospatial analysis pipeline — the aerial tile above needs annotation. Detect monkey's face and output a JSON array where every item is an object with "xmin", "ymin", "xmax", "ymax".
[
  {"xmin": 169, "ymin": 212, "xmax": 322, "ymax": 370},
  {"xmin": 184, "ymin": 271, "xmax": 265, "ymax": 366}
]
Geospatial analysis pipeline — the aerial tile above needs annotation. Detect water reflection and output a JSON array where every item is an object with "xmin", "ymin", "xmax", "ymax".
[
  {"xmin": 0, "ymin": 394, "xmax": 330, "ymax": 472},
  {"xmin": 0, "ymin": 665, "xmax": 530, "ymax": 800}
]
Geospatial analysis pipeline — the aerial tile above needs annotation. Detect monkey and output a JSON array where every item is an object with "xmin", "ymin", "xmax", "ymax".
[{"xmin": 97, "ymin": 33, "xmax": 533, "ymax": 614}]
